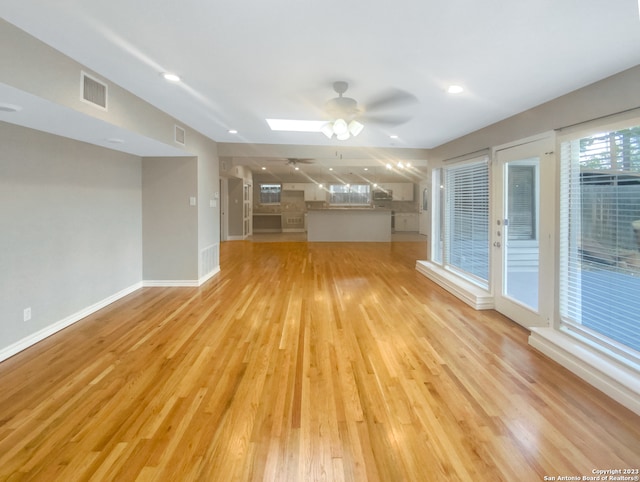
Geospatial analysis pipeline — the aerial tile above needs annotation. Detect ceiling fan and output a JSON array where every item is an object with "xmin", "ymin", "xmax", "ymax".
[
  {"xmin": 266, "ymin": 81, "xmax": 417, "ymax": 141},
  {"xmin": 286, "ymin": 157, "xmax": 313, "ymax": 167},
  {"xmin": 265, "ymin": 158, "xmax": 315, "ymax": 170}
]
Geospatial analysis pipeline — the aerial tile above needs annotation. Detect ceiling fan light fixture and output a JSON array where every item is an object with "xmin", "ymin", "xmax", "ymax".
[
  {"xmin": 321, "ymin": 123, "xmax": 334, "ymax": 138},
  {"xmin": 332, "ymin": 118, "xmax": 348, "ymax": 135},
  {"xmin": 348, "ymin": 120, "xmax": 364, "ymax": 136}
]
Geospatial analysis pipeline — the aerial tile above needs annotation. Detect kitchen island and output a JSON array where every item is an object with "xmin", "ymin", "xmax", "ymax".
[{"xmin": 307, "ymin": 208, "xmax": 392, "ymax": 242}]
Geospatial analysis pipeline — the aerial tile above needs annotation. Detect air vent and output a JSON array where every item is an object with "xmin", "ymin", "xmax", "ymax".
[
  {"xmin": 81, "ymin": 72, "xmax": 108, "ymax": 110},
  {"xmin": 175, "ymin": 125, "xmax": 186, "ymax": 145}
]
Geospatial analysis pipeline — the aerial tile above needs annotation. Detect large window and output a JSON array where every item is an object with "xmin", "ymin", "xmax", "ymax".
[
  {"xmin": 560, "ymin": 124, "xmax": 640, "ymax": 358},
  {"xmin": 259, "ymin": 183, "xmax": 281, "ymax": 204},
  {"xmin": 329, "ymin": 184, "xmax": 371, "ymax": 205},
  {"xmin": 432, "ymin": 157, "xmax": 490, "ymax": 286}
]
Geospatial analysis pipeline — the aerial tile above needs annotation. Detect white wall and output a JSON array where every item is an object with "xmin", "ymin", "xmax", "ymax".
[{"xmin": 0, "ymin": 122, "xmax": 143, "ymax": 353}]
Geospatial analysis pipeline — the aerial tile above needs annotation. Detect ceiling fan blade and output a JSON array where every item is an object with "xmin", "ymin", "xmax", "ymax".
[
  {"xmin": 287, "ymin": 158, "xmax": 314, "ymax": 164},
  {"xmin": 364, "ymin": 89, "xmax": 418, "ymax": 113}
]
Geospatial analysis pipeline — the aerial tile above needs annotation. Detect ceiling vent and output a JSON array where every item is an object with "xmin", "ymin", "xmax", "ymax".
[
  {"xmin": 175, "ymin": 125, "xmax": 186, "ymax": 145},
  {"xmin": 81, "ymin": 71, "xmax": 108, "ymax": 110}
]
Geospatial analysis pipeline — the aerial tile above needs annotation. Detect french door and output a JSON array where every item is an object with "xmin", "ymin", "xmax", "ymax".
[{"xmin": 492, "ymin": 136, "xmax": 555, "ymax": 327}]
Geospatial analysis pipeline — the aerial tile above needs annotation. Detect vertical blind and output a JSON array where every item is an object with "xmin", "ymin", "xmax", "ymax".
[
  {"xmin": 443, "ymin": 158, "xmax": 490, "ymax": 285},
  {"xmin": 560, "ymin": 125, "xmax": 640, "ymax": 355}
]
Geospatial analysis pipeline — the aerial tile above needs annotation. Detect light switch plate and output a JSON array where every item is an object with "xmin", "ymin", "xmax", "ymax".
[{"xmin": 189, "ymin": 196, "xmax": 196, "ymax": 206}]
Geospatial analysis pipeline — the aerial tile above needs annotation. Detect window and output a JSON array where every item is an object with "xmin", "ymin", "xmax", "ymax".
[
  {"xmin": 259, "ymin": 183, "xmax": 281, "ymax": 204},
  {"xmin": 508, "ymin": 165, "xmax": 536, "ymax": 241},
  {"xmin": 560, "ymin": 124, "xmax": 640, "ymax": 359},
  {"xmin": 329, "ymin": 184, "xmax": 371, "ymax": 205},
  {"xmin": 432, "ymin": 157, "xmax": 490, "ymax": 286}
]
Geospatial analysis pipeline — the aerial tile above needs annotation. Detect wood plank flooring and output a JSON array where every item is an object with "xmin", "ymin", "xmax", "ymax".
[{"xmin": 0, "ymin": 240, "xmax": 638, "ymax": 481}]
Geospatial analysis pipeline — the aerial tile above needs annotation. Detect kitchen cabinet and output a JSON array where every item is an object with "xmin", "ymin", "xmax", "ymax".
[
  {"xmin": 394, "ymin": 213, "xmax": 419, "ymax": 232},
  {"xmin": 304, "ymin": 184, "xmax": 326, "ymax": 202},
  {"xmin": 390, "ymin": 183, "xmax": 415, "ymax": 201},
  {"xmin": 375, "ymin": 183, "xmax": 414, "ymax": 201},
  {"xmin": 282, "ymin": 183, "xmax": 304, "ymax": 191}
]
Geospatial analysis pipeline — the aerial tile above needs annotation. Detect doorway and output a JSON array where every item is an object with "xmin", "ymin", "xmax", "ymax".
[{"xmin": 492, "ymin": 136, "xmax": 555, "ymax": 327}]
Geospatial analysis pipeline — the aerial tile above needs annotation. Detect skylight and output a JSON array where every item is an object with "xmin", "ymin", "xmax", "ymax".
[{"xmin": 266, "ymin": 119, "xmax": 327, "ymax": 132}]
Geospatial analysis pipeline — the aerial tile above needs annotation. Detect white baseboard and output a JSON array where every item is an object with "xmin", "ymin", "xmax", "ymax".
[
  {"xmin": 143, "ymin": 266, "xmax": 221, "ymax": 288},
  {"xmin": 529, "ymin": 327, "xmax": 640, "ymax": 416},
  {"xmin": 198, "ymin": 266, "xmax": 221, "ymax": 286},
  {"xmin": 0, "ymin": 282, "xmax": 143, "ymax": 363},
  {"xmin": 415, "ymin": 260, "xmax": 494, "ymax": 310},
  {"xmin": 0, "ymin": 267, "xmax": 223, "ymax": 363},
  {"xmin": 142, "ymin": 280, "xmax": 200, "ymax": 287}
]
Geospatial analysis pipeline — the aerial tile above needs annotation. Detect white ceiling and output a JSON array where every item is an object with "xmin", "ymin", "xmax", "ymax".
[{"xmin": 2, "ymin": 0, "xmax": 640, "ymax": 181}]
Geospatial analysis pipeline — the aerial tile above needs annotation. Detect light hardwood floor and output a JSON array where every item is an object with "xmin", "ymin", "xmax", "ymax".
[{"xmin": 0, "ymin": 240, "xmax": 638, "ymax": 481}]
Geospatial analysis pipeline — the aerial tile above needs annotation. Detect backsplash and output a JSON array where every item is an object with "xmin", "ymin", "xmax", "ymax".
[{"xmin": 253, "ymin": 186, "xmax": 419, "ymax": 214}]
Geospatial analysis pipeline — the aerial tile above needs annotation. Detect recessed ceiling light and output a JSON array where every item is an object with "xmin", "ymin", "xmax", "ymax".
[
  {"xmin": 329, "ymin": 167, "xmax": 333, "ymax": 171},
  {"xmin": 294, "ymin": 166, "xmax": 300, "ymax": 171},
  {"xmin": 447, "ymin": 85, "xmax": 464, "ymax": 94},
  {"xmin": 386, "ymin": 163, "xmax": 392, "ymax": 170},
  {"xmin": 389, "ymin": 135, "xmax": 399, "ymax": 139},
  {"xmin": 228, "ymin": 129, "xmax": 238, "ymax": 134},
  {"xmin": 261, "ymin": 166, "xmax": 266, "ymax": 170},
  {"xmin": 162, "ymin": 72, "xmax": 181, "ymax": 82},
  {"xmin": 364, "ymin": 168, "xmax": 368, "ymax": 171}
]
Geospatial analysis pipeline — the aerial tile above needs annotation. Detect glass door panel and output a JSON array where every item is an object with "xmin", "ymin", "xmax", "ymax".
[{"xmin": 504, "ymin": 160, "xmax": 539, "ymax": 311}]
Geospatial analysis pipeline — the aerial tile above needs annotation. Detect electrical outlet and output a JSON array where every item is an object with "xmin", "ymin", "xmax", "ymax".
[{"xmin": 23, "ymin": 307, "xmax": 31, "ymax": 322}]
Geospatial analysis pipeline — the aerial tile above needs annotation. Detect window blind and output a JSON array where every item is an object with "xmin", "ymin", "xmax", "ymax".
[
  {"xmin": 443, "ymin": 158, "xmax": 490, "ymax": 285},
  {"xmin": 329, "ymin": 184, "xmax": 370, "ymax": 205},
  {"xmin": 259, "ymin": 184, "xmax": 281, "ymax": 204},
  {"xmin": 559, "ymin": 125, "xmax": 640, "ymax": 357}
]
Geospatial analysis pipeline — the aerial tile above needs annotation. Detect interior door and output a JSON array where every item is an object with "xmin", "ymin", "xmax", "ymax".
[
  {"xmin": 492, "ymin": 136, "xmax": 555, "ymax": 327},
  {"xmin": 418, "ymin": 181, "xmax": 429, "ymax": 235}
]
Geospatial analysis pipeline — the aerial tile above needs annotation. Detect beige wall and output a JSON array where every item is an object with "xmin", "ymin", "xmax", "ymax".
[
  {"xmin": 429, "ymin": 65, "xmax": 640, "ymax": 164},
  {"xmin": 0, "ymin": 20, "xmax": 221, "ymax": 358},
  {"xmin": 0, "ymin": 122, "xmax": 143, "ymax": 351},
  {"xmin": 142, "ymin": 157, "xmax": 199, "ymax": 281}
]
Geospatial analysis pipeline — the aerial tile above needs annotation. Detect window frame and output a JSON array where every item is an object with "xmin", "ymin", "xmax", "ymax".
[
  {"xmin": 328, "ymin": 183, "xmax": 371, "ymax": 206},
  {"xmin": 431, "ymin": 156, "xmax": 490, "ymax": 288},
  {"xmin": 558, "ymin": 118, "xmax": 640, "ymax": 365},
  {"xmin": 258, "ymin": 183, "xmax": 282, "ymax": 205}
]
